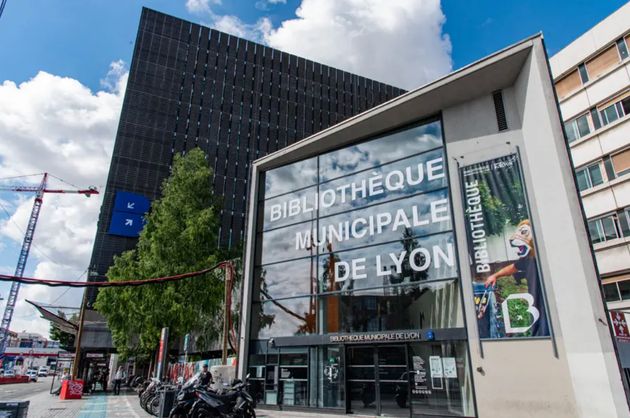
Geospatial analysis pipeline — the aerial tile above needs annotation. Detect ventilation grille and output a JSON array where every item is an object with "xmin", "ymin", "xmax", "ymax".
[{"xmin": 493, "ymin": 90, "xmax": 508, "ymax": 131}]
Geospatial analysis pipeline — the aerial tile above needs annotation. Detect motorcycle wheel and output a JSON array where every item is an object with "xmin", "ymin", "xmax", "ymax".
[
  {"xmin": 149, "ymin": 395, "xmax": 160, "ymax": 416},
  {"xmin": 191, "ymin": 405, "xmax": 218, "ymax": 418},
  {"xmin": 168, "ymin": 410, "xmax": 187, "ymax": 418},
  {"xmin": 244, "ymin": 406, "xmax": 256, "ymax": 418}
]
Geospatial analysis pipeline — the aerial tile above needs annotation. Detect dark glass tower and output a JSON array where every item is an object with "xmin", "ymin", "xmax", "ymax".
[{"xmin": 87, "ymin": 7, "xmax": 404, "ymax": 301}]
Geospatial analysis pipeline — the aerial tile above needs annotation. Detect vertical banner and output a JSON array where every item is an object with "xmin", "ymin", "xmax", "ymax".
[
  {"xmin": 156, "ymin": 327, "xmax": 169, "ymax": 380},
  {"xmin": 461, "ymin": 154, "xmax": 549, "ymax": 339}
]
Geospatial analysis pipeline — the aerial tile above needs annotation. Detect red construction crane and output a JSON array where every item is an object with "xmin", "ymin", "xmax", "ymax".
[{"xmin": 0, "ymin": 173, "xmax": 98, "ymax": 356}]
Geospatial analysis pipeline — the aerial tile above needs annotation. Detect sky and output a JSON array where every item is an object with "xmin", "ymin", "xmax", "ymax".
[{"xmin": 0, "ymin": 0, "xmax": 627, "ymax": 338}]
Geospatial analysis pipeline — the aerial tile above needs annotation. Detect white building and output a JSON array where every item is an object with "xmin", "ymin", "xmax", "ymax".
[{"xmin": 550, "ymin": 3, "xmax": 630, "ymax": 373}]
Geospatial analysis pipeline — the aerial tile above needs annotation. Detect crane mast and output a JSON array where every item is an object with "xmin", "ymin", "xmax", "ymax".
[{"xmin": 0, "ymin": 173, "xmax": 97, "ymax": 356}]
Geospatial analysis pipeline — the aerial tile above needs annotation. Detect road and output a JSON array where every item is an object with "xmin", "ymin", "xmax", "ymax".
[{"xmin": 0, "ymin": 375, "xmax": 53, "ymax": 401}]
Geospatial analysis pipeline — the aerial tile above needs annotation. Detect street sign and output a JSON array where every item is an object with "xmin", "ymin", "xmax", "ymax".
[
  {"xmin": 108, "ymin": 211, "xmax": 144, "ymax": 237},
  {"xmin": 113, "ymin": 191, "xmax": 151, "ymax": 215}
]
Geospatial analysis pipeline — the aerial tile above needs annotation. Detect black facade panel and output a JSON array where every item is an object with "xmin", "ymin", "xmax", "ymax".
[{"xmin": 87, "ymin": 8, "xmax": 404, "ymax": 303}]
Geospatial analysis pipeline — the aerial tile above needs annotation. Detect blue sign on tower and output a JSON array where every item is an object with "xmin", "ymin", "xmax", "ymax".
[{"xmin": 108, "ymin": 191, "xmax": 151, "ymax": 237}]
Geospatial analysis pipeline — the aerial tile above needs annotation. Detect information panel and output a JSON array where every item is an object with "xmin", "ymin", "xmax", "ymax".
[
  {"xmin": 461, "ymin": 154, "xmax": 549, "ymax": 339},
  {"xmin": 108, "ymin": 191, "xmax": 150, "ymax": 237}
]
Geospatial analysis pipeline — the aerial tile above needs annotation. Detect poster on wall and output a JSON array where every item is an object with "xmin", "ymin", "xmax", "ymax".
[{"xmin": 461, "ymin": 154, "xmax": 549, "ymax": 339}]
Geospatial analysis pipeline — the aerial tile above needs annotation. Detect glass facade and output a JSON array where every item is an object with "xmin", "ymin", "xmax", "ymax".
[{"xmin": 248, "ymin": 118, "xmax": 474, "ymax": 416}]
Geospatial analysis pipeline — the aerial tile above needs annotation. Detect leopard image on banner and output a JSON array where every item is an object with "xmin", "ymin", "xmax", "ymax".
[{"xmin": 461, "ymin": 154, "xmax": 549, "ymax": 339}]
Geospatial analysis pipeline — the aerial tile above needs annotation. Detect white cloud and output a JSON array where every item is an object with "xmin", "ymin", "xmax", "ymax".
[
  {"xmin": 255, "ymin": 0, "xmax": 287, "ymax": 11},
  {"xmin": 186, "ymin": 0, "xmax": 221, "ymax": 14},
  {"xmin": 262, "ymin": 0, "xmax": 452, "ymax": 89},
  {"xmin": 186, "ymin": 0, "xmax": 451, "ymax": 90},
  {"xmin": 0, "ymin": 64, "xmax": 126, "ymax": 337}
]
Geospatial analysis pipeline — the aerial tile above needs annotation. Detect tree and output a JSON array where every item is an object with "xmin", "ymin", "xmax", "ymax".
[{"xmin": 95, "ymin": 148, "xmax": 225, "ymax": 360}]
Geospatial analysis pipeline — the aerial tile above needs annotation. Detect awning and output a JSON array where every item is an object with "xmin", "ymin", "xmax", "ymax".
[{"xmin": 26, "ymin": 300, "xmax": 78, "ymax": 335}]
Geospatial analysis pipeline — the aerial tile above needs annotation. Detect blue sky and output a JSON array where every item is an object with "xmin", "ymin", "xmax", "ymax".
[
  {"xmin": 0, "ymin": 0, "xmax": 627, "ymax": 336},
  {"xmin": 1, "ymin": 1, "xmax": 627, "ymax": 91}
]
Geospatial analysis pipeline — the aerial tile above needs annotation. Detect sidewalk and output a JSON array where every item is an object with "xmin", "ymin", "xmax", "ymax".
[
  {"xmin": 24, "ymin": 389, "xmax": 150, "ymax": 418},
  {"xmin": 23, "ymin": 390, "xmax": 377, "ymax": 418},
  {"xmin": 256, "ymin": 409, "xmax": 378, "ymax": 418}
]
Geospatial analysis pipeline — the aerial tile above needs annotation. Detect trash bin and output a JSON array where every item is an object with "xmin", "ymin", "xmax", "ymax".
[
  {"xmin": 158, "ymin": 388, "xmax": 178, "ymax": 418},
  {"xmin": 0, "ymin": 401, "xmax": 29, "ymax": 418}
]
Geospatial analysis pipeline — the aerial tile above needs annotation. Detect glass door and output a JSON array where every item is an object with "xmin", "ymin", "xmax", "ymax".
[
  {"xmin": 347, "ymin": 346, "xmax": 377, "ymax": 414},
  {"xmin": 347, "ymin": 345, "xmax": 411, "ymax": 417},
  {"xmin": 407, "ymin": 342, "xmax": 473, "ymax": 417},
  {"xmin": 378, "ymin": 346, "xmax": 410, "ymax": 417}
]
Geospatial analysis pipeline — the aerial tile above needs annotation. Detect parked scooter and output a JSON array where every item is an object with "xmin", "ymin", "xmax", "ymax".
[{"xmin": 188, "ymin": 374, "xmax": 256, "ymax": 418}]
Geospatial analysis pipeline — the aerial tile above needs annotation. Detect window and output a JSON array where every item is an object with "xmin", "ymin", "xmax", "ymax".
[
  {"xmin": 600, "ymin": 102, "xmax": 623, "ymax": 125},
  {"xmin": 585, "ymin": 45, "xmax": 620, "ymax": 80},
  {"xmin": 617, "ymin": 38, "xmax": 629, "ymax": 60},
  {"xmin": 603, "ymin": 283, "xmax": 621, "ymax": 302},
  {"xmin": 576, "ymin": 162, "xmax": 604, "ymax": 191},
  {"xmin": 590, "ymin": 107, "xmax": 602, "ymax": 130},
  {"xmin": 555, "ymin": 70, "xmax": 581, "ymax": 100},
  {"xmin": 599, "ymin": 91, "xmax": 630, "ymax": 126},
  {"xmin": 588, "ymin": 214, "xmax": 620, "ymax": 244},
  {"xmin": 578, "ymin": 63, "xmax": 589, "ymax": 83},
  {"xmin": 611, "ymin": 149, "xmax": 630, "ymax": 177},
  {"xmin": 575, "ymin": 113, "xmax": 591, "ymax": 137},
  {"xmin": 619, "ymin": 280, "xmax": 630, "ymax": 300}
]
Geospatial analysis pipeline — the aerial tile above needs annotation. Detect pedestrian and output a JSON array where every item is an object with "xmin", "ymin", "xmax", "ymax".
[
  {"xmin": 101, "ymin": 368, "xmax": 109, "ymax": 392},
  {"xmin": 199, "ymin": 364, "xmax": 212, "ymax": 386},
  {"xmin": 113, "ymin": 366, "xmax": 126, "ymax": 395}
]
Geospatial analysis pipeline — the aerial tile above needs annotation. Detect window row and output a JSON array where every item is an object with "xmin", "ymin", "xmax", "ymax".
[
  {"xmin": 249, "ymin": 280, "xmax": 462, "ymax": 339},
  {"xmin": 587, "ymin": 209, "xmax": 630, "ymax": 245},
  {"xmin": 603, "ymin": 279, "xmax": 630, "ymax": 302},
  {"xmin": 255, "ymin": 230, "xmax": 456, "ymax": 285},
  {"xmin": 564, "ymin": 90, "xmax": 630, "ymax": 143},
  {"xmin": 575, "ymin": 147, "xmax": 630, "ymax": 192},
  {"xmin": 262, "ymin": 119, "xmax": 443, "ymax": 199},
  {"xmin": 555, "ymin": 34, "xmax": 630, "ymax": 99}
]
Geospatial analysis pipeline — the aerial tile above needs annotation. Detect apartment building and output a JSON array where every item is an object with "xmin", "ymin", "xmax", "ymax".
[{"xmin": 550, "ymin": 3, "xmax": 630, "ymax": 369}]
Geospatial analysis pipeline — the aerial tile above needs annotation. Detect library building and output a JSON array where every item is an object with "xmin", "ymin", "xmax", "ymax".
[{"xmin": 238, "ymin": 36, "xmax": 630, "ymax": 418}]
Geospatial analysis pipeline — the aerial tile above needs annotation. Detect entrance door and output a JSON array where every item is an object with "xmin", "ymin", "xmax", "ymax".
[{"xmin": 347, "ymin": 346, "xmax": 410, "ymax": 417}]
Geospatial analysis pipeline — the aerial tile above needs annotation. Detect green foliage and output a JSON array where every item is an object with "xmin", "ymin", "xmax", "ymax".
[
  {"xmin": 475, "ymin": 177, "xmax": 528, "ymax": 237},
  {"xmin": 495, "ymin": 276, "xmax": 532, "ymax": 337},
  {"xmin": 95, "ymin": 148, "xmax": 225, "ymax": 359}
]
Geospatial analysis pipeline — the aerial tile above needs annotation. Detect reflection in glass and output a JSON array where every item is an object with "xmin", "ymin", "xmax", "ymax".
[
  {"xmin": 261, "ymin": 185, "xmax": 318, "ymax": 231},
  {"xmin": 318, "ymin": 232, "xmax": 457, "ymax": 293},
  {"xmin": 319, "ymin": 120, "xmax": 443, "ymax": 182},
  {"xmin": 317, "ymin": 346, "xmax": 345, "ymax": 408},
  {"xmin": 319, "ymin": 148, "xmax": 447, "ymax": 217},
  {"xmin": 257, "ymin": 222, "xmax": 319, "ymax": 265},
  {"xmin": 264, "ymin": 157, "xmax": 317, "ymax": 199},
  {"xmin": 251, "ymin": 297, "xmax": 316, "ymax": 339},
  {"xmin": 407, "ymin": 341, "xmax": 474, "ymax": 417},
  {"xmin": 319, "ymin": 281, "xmax": 462, "ymax": 333},
  {"xmin": 312, "ymin": 188, "xmax": 451, "ymax": 252},
  {"xmin": 253, "ymin": 258, "xmax": 317, "ymax": 301}
]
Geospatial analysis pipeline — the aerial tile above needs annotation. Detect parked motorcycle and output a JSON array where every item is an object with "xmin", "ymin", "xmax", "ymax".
[
  {"xmin": 139, "ymin": 378, "xmax": 160, "ymax": 412},
  {"xmin": 188, "ymin": 374, "xmax": 256, "ymax": 418},
  {"xmin": 168, "ymin": 373, "xmax": 203, "ymax": 418}
]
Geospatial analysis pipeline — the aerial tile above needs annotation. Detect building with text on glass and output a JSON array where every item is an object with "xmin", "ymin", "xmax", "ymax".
[
  {"xmin": 238, "ymin": 35, "xmax": 628, "ymax": 417},
  {"xmin": 550, "ymin": 3, "xmax": 630, "ymax": 375},
  {"xmin": 81, "ymin": 8, "xmax": 403, "ymax": 374}
]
